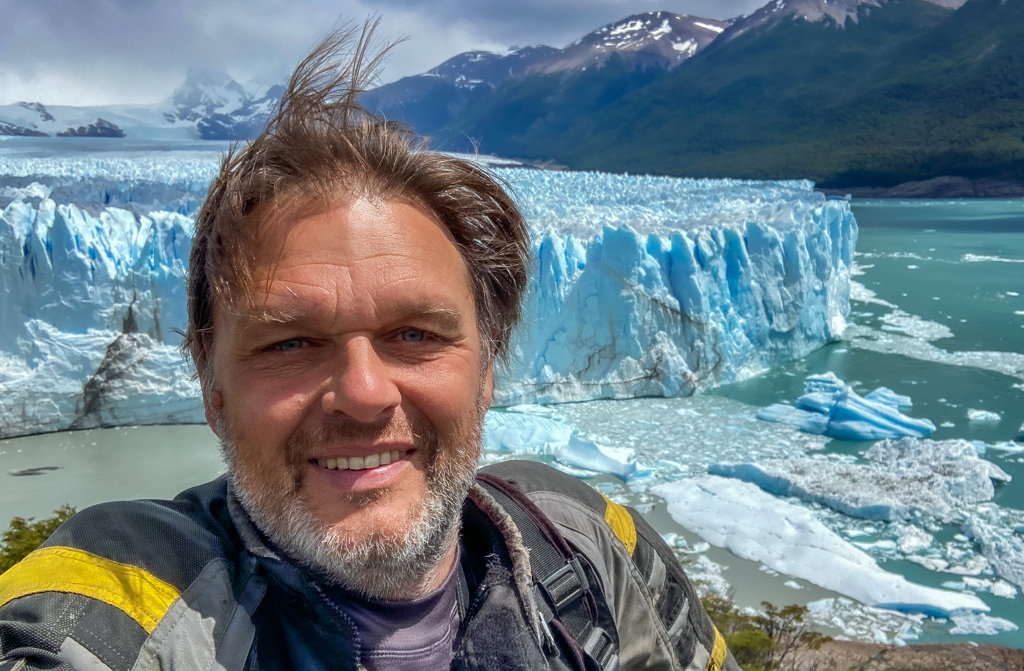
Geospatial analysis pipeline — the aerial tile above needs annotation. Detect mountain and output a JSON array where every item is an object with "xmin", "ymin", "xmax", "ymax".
[
  {"xmin": 449, "ymin": 0, "xmax": 1024, "ymax": 188},
  {"xmin": 360, "ymin": 12, "xmax": 727, "ymax": 149},
  {"xmin": 535, "ymin": 12, "xmax": 728, "ymax": 73},
  {"xmin": 164, "ymin": 67, "xmax": 250, "ymax": 123},
  {"xmin": 723, "ymin": 0, "xmax": 966, "ymax": 40}
]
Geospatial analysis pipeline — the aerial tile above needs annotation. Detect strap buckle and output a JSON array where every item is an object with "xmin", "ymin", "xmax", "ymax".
[
  {"xmin": 584, "ymin": 626, "xmax": 619, "ymax": 671},
  {"xmin": 538, "ymin": 557, "xmax": 589, "ymax": 614}
]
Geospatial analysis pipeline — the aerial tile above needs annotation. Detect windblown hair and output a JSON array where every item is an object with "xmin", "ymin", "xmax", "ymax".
[{"xmin": 183, "ymin": 19, "xmax": 530, "ymax": 381}]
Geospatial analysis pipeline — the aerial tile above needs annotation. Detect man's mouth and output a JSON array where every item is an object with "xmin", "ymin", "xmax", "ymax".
[{"xmin": 314, "ymin": 449, "xmax": 410, "ymax": 471}]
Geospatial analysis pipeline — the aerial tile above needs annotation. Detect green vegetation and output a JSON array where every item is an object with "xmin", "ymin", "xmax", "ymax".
[
  {"xmin": 0, "ymin": 505, "xmax": 76, "ymax": 574},
  {"xmin": 451, "ymin": 0, "xmax": 1024, "ymax": 188},
  {"xmin": 701, "ymin": 593, "xmax": 831, "ymax": 671}
]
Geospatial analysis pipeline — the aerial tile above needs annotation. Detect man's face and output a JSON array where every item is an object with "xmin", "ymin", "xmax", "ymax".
[{"xmin": 206, "ymin": 197, "xmax": 492, "ymax": 598}]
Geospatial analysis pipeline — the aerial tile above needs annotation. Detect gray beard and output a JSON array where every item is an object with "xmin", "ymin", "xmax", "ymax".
[{"xmin": 220, "ymin": 412, "xmax": 481, "ymax": 600}]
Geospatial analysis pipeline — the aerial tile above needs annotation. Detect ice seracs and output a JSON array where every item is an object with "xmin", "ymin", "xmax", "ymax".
[{"xmin": 0, "ymin": 165, "xmax": 857, "ymax": 438}]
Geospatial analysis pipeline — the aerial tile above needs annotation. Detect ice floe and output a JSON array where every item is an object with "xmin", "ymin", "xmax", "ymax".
[
  {"xmin": 968, "ymin": 409, "xmax": 1002, "ymax": 423},
  {"xmin": 651, "ymin": 475, "xmax": 989, "ymax": 616},
  {"xmin": 482, "ymin": 410, "xmax": 647, "ymax": 481},
  {"xmin": 711, "ymin": 439, "xmax": 1010, "ymax": 524},
  {"xmin": 949, "ymin": 613, "xmax": 1019, "ymax": 636}
]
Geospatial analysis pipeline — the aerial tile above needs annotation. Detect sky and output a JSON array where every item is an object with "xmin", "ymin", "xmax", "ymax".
[{"xmin": 0, "ymin": 0, "xmax": 767, "ymax": 107}]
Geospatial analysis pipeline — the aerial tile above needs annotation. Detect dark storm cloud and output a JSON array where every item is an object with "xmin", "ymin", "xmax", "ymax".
[{"xmin": 0, "ymin": 0, "xmax": 764, "ymax": 106}]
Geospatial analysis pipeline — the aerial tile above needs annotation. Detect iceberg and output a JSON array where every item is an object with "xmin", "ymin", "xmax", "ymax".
[
  {"xmin": 651, "ymin": 475, "xmax": 989, "ymax": 617},
  {"xmin": 482, "ymin": 411, "xmax": 646, "ymax": 481},
  {"xmin": 710, "ymin": 438, "xmax": 1011, "ymax": 523},
  {"xmin": 1, "ymin": 163, "xmax": 857, "ymax": 437},
  {"xmin": 967, "ymin": 409, "xmax": 1001, "ymax": 423},
  {"xmin": 757, "ymin": 372, "xmax": 935, "ymax": 441},
  {"xmin": 948, "ymin": 613, "xmax": 1019, "ymax": 636},
  {"xmin": 963, "ymin": 509, "xmax": 1024, "ymax": 591}
]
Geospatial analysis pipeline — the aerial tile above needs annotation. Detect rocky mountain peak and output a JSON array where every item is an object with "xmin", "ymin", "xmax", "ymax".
[{"xmin": 533, "ymin": 11, "xmax": 730, "ymax": 74}]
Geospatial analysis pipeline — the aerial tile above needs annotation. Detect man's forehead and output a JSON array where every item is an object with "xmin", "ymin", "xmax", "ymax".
[{"xmin": 230, "ymin": 286, "xmax": 468, "ymax": 331}]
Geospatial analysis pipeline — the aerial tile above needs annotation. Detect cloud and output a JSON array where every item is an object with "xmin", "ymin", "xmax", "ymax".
[{"xmin": 0, "ymin": 0, "xmax": 765, "ymax": 106}]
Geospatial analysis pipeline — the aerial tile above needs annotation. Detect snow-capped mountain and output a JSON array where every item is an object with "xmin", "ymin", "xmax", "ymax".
[
  {"xmin": 0, "ymin": 67, "xmax": 269, "ymax": 140},
  {"xmin": 724, "ymin": 0, "xmax": 968, "ymax": 40},
  {"xmin": 163, "ymin": 67, "xmax": 250, "ymax": 123},
  {"xmin": 535, "ymin": 12, "xmax": 730, "ymax": 73},
  {"xmin": 426, "ymin": 46, "xmax": 562, "ymax": 89}
]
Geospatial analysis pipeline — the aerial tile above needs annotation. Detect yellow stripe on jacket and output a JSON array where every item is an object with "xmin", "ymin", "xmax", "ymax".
[{"xmin": 0, "ymin": 546, "xmax": 180, "ymax": 633}]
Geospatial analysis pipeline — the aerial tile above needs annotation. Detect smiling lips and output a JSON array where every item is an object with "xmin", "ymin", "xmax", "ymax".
[{"xmin": 315, "ymin": 449, "xmax": 409, "ymax": 471}]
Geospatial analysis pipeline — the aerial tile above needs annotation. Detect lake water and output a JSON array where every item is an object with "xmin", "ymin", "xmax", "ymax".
[{"xmin": 2, "ymin": 197, "xmax": 1022, "ymax": 647}]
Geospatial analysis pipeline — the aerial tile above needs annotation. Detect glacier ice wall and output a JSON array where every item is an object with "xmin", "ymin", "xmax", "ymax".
[
  {"xmin": 496, "ymin": 170, "xmax": 856, "ymax": 404},
  {"xmin": 0, "ymin": 162, "xmax": 856, "ymax": 437}
]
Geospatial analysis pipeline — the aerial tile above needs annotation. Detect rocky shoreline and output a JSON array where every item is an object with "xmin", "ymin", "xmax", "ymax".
[
  {"xmin": 794, "ymin": 640, "xmax": 1024, "ymax": 670},
  {"xmin": 819, "ymin": 176, "xmax": 1024, "ymax": 199}
]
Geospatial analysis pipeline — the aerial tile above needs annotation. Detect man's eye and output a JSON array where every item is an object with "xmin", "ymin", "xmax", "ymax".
[
  {"xmin": 399, "ymin": 329, "xmax": 427, "ymax": 343},
  {"xmin": 274, "ymin": 339, "xmax": 305, "ymax": 352}
]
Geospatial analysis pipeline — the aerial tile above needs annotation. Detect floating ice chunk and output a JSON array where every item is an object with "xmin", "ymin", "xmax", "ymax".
[
  {"xmin": 483, "ymin": 411, "xmax": 571, "ymax": 456},
  {"xmin": 711, "ymin": 437, "xmax": 1008, "ymax": 524},
  {"xmin": 968, "ymin": 409, "xmax": 1001, "ymax": 423},
  {"xmin": 949, "ymin": 613, "xmax": 1019, "ymax": 636},
  {"xmin": 757, "ymin": 374, "xmax": 934, "ymax": 441},
  {"xmin": 907, "ymin": 556, "xmax": 949, "ymax": 572},
  {"xmin": 894, "ymin": 524, "xmax": 934, "ymax": 554},
  {"xmin": 865, "ymin": 387, "xmax": 913, "ymax": 408},
  {"xmin": 651, "ymin": 475, "xmax": 989, "ymax": 616},
  {"xmin": 784, "ymin": 580, "xmax": 803, "ymax": 590},
  {"xmin": 992, "ymin": 580, "xmax": 1018, "ymax": 599},
  {"xmin": 556, "ymin": 435, "xmax": 648, "ymax": 481},
  {"xmin": 963, "ymin": 516, "xmax": 1024, "ymax": 590},
  {"xmin": 755, "ymin": 404, "xmax": 829, "ymax": 434},
  {"xmin": 481, "ymin": 411, "xmax": 647, "ymax": 481},
  {"xmin": 1015, "ymin": 422, "xmax": 1024, "ymax": 442}
]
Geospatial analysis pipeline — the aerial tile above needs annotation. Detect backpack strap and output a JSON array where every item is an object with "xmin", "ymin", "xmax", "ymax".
[{"xmin": 475, "ymin": 473, "xmax": 620, "ymax": 671}]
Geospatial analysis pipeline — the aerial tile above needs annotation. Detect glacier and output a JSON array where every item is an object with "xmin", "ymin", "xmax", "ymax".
[{"xmin": 0, "ymin": 161, "xmax": 856, "ymax": 438}]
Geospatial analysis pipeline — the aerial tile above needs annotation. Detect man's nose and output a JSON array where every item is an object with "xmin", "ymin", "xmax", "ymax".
[{"xmin": 321, "ymin": 337, "xmax": 401, "ymax": 423}]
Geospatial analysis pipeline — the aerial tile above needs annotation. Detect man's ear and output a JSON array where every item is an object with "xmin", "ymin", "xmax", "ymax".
[
  {"xmin": 481, "ymin": 359, "xmax": 495, "ymax": 413},
  {"xmin": 198, "ymin": 368, "xmax": 224, "ymax": 436}
]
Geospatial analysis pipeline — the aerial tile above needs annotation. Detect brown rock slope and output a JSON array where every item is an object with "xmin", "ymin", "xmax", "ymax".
[{"xmin": 794, "ymin": 640, "xmax": 1024, "ymax": 671}]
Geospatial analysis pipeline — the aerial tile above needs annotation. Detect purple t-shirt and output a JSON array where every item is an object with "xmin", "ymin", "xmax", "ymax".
[{"xmin": 323, "ymin": 560, "xmax": 462, "ymax": 670}]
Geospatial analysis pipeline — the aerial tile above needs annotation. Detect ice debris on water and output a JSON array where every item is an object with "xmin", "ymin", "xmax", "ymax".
[
  {"xmin": 968, "ymin": 409, "xmax": 1002, "ymax": 423},
  {"xmin": 949, "ymin": 613, "xmax": 1019, "ymax": 636},
  {"xmin": 482, "ymin": 411, "xmax": 647, "ymax": 481},
  {"xmin": 757, "ymin": 372, "xmax": 935, "ymax": 441},
  {"xmin": 651, "ymin": 475, "xmax": 989, "ymax": 616},
  {"xmin": 963, "ymin": 505, "xmax": 1024, "ymax": 591}
]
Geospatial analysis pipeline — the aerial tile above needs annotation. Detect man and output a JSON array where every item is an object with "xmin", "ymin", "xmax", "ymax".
[{"xmin": 0, "ymin": 23, "xmax": 737, "ymax": 671}]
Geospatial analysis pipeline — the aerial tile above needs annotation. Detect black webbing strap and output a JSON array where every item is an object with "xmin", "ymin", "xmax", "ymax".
[{"xmin": 475, "ymin": 474, "xmax": 619, "ymax": 671}]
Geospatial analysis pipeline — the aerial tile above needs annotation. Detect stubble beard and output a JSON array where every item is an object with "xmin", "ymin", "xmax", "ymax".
[{"xmin": 220, "ymin": 407, "xmax": 483, "ymax": 600}]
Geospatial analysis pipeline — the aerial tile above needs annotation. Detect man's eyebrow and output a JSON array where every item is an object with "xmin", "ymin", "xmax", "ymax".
[{"xmin": 235, "ymin": 301, "xmax": 466, "ymax": 331}]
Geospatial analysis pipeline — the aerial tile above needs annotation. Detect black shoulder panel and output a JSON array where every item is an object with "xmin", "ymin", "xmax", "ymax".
[
  {"xmin": 41, "ymin": 476, "xmax": 236, "ymax": 592},
  {"xmin": 478, "ymin": 460, "xmax": 607, "ymax": 514}
]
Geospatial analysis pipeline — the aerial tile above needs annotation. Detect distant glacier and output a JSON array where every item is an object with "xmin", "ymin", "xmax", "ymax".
[{"xmin": 0, "ymin": 158, "xmax": 857, "ymax": 437}]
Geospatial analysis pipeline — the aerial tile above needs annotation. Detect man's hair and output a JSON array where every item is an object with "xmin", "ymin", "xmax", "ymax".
[{"xmin": 183, "ymin": 20, "xmax": 530, "ymax": 383}]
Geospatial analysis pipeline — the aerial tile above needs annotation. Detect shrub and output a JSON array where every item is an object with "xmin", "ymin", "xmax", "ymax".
[
  {"xmin": 701, "ymin": 592, "xmax": 831, "ymax": 671},
  {"xmin": 0, "ymin": 505, "xmax": 76, "ymax": 575}
]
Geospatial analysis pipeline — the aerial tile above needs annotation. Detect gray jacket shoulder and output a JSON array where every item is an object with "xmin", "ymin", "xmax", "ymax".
[{"xmin": 479, "ymin": 460, "xmax": 737, "ymax": 671}]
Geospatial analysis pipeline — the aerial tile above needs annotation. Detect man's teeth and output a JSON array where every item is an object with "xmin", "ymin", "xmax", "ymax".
[{"xmin": 316, "ymin": 450, "xmax": 405, "ymax": 471}]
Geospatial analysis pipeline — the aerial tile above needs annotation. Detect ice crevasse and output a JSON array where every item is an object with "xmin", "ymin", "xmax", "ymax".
[{"xmin": 0, "ymin": 166, "xmax": 857, "ymax": 437}]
